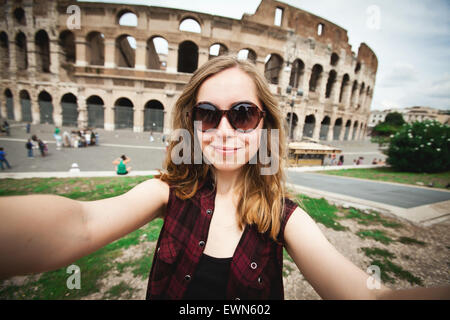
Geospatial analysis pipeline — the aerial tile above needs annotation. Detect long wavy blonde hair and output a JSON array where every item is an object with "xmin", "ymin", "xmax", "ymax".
[{"xmin": 159, "ymin": 55, "xmax": 290, "ymax": 241}]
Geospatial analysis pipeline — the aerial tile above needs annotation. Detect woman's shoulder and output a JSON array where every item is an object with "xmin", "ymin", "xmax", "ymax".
[{"xmin": 135, "ymin": 177, "xmax": 170, "ymax": 206}]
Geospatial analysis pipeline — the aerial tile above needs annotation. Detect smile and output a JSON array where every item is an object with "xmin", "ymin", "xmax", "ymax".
[{"xmin": 211, "ymin": 146, "xmax": 241, "ymax": 154}]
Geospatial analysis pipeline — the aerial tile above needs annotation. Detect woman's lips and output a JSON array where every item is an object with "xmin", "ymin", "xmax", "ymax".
[{"xmin": 211, "ymin": 146, "xmax": 241, "ymax": 154}]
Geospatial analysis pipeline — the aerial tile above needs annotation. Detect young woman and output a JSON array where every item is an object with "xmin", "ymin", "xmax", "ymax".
[
  {"xmin": 112, "ymin": 155, "xmax": 132, "ymax": 175},
  {"xmin": 0, "ymin": 56, "xmax": 448, "ymax": 300}
]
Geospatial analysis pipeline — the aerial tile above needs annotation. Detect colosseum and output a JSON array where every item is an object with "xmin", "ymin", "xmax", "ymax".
[{"xmin": 0, "ymin": 0, "xmax": 377, "ymax": 142}]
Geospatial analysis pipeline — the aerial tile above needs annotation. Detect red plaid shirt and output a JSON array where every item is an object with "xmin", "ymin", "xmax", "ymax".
[{"xmin": 145, "ymin": 176, "xmax": 298, "ymax": 300}]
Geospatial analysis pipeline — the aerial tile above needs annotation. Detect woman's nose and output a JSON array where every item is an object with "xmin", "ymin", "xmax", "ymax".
[{"xmin": 215, "ymin": 113, "xmax": 235, "ymax": 137}]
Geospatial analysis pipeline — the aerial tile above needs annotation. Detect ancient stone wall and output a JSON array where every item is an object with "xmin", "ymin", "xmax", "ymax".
[{"xmin": 0, "ymin": 0, "xmax": 377, "ymax": 141}]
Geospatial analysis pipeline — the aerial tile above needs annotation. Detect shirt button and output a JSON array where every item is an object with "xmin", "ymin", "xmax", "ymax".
[
  {"xmin": 258, "ymin": 276, "xmax": 263, "ymax": 284},
  {"xmin": 184, "ymin": 275, "xmax": 191, "ymax": 281},
  {"xmin": 199, "ymin": 240, "xmax": 206, "ymax": 247},
  {"xmin": 250, "ymin": 262, "xmax": 257, "ymax": 270},
  {"xmin": 206, "ymin": 209, "xmax": 213, "ymax": 215},
  {"xmin": 235, "ymin": 297, "xmax": 240, "ymax": 300}
]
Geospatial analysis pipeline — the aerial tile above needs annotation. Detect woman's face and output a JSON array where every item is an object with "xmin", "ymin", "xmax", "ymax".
[{"xmin": 195, "ymin": 67, "xmax": 264, "ymax": 172}]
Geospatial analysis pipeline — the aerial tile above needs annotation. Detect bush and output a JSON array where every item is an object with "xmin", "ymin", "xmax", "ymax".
[
  {"xmin": 385, "ymin": 112, "xmax": 405, "ymax": 126},
  {"xmin": 387, "ymin": 120, "xmax": 450, "ymax": 173}
]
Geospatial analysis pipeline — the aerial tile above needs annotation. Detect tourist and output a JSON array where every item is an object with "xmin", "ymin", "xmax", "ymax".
[
  {"xmin": 338, "ymin": 155, "xmax": 344, "ymax": 165},
  {"xmin": 25, "ymin": 139, "xmax": 34, "ymax": 158},
  {"xmin": 0, "ymin": 147, "xmax": 11, "ymax": 170},
  {"xmin": 372, "ymin": 158, "xmax": 378, "ymax": 165},
  {"xmin": 0, "ymin": 55, "xmax": 448, "ymax": 300},
  {"xmin": 2, "ymin": 121, "xmax": 10, "ymax": 136},
  {"xmin": 112, "ymin": 155, "xmax": 132, "ymax": 175},
  {"xmin": 26, "ymin": 122, "xmax": 31, "ymax": 134},
  {"xmin": 37, "ymin": 138, "xmax": 46, "ymax": 157}
]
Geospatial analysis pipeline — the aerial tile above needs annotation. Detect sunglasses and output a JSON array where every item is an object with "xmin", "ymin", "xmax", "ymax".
[{"xmin": 188, "ymin": 101, "xmax": 266, "ymax": 133}]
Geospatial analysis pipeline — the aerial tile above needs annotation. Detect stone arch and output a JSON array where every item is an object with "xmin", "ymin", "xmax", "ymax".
[
  {"xmin": 146, "ymin": 36, "xmax": 168, "ymax": 70},
  {"xmin": 209, "ymin": 43, "xmax": 228, "ymax": 60},
  {"xmin": 20, "ymin": 89, "xmax": 32, "ymax": 123},
  {"xmin": 179, "ymin": 18, "xmax": 202, "ymax": 33},
  {"xmin": 15, "ymin": 31, "xmax": 28, "ymax": 70},
  {"xmin": 339, "ymin": 74, "xmax": 349, "ymax": 103},
  {"xmin": 59, "ymin": 30, "xmax": 76, "ymax": 63},
  {"xmin": 117, "ymin": 10, "xmax": 138, "ymax": 27},
  {"xmin": 237, "ymin": 48, "xmax": 256, "ymax": 64},
  {"xmin": 38, "ymin": 90, "xmax": 54, "ymax": 124},
  {"xmin": 264, "ymin": 53, "xmax": 283, "ymax": 85},
  {"xmin": 114, "ymin": 97, "xmax": 134, "ymax": 129},
  {"xmin": 350, "ymin": 80, "xmax": 358, "ymax": 107},
  {"xmin": 35, "ymin": 29, "xmax": 50, "ymax": 73},
  {"xmin": 86, "ymin": 95, "xmax": 105, "ymax": 128},
  {"xmin": 285, "ymin": 112, "xmax": 298, "ymax": 140},
  {"xmin": 177, "ymin": 40, "xmax": 198, "ymax": 73},
  {"xmin": 86, "ymin": 31, "xmax": 105, "ymax": 66},
  {"xmin": 330, "ymin": 53, "xmax": 339, "ymax": 66},
  {"xmin": 4, "ymin": 89, "xmax": 14, "ymax": 120},
  {"xmin": 289, "ymin": 58, "xmax": 305, "ymax": 89},
  {"xmin": 303, "ymin": 114, "xmax": 316, "ymax": 138},
  {"xmin": 344, "ymin": 119, "xmax": 352, "ymax": 140},
  {"xmin": 355, "ymin": 62, "xmax": 361, "ymax": 74},
  {"xmin": 309, "ymin": 64, "xmax": 323, "ymax": 92},
  {"xmin": 115, "ymin": 34, "xmax": 136, "ymax": 68},
  {"xmin": 0, "ymin": 32, "xmax": 9, "ymax": 70},
  {"xmin": 320, "ymin": 116, "xmax": 331, "ymax": 140},
  {"xmin": 352, "ymin": 120, "xmax": 359, "ymax": 140},
  {"xmin": 325, "ymin": 70, "xmax": 337, "ymax": 99},
  {"xmin": 61, "ymin": 93, "xmax": 78, "ymax": 127},
  {"xmin": 358, "ymin": 82, "xmax": 365, "ymax": 109},
  {"xmin": 333, "ymin": 118, "xmax": 343, "ymax": 140},
  {"xmin": 13, "ymin": 7, "xmax": 26, "ymax": 26},
  {"xmin": 144, "ymin": 99, "xmax": 164, "ymax": 132}
]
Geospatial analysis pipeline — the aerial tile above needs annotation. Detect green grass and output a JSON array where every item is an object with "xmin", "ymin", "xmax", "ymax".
[
  {"xmin": 320, "ymin": 167, "xmax": 450, "ymax": 189},
  {"xmin": 104, "ymin": 281, "xmax": 134, "ymax": 299},
  {"xmin": 397, "ymin": 237, "xmax": 426, "ymax": 246},
  {"xmin": 342, "ymin": 208, "xmax": 402, "ymax": 229},
  {"xmin": 295, "ymin": 194, "xmax": 347, "ymax": 231},
  {"xmin": 356, "ymin": 229, "xmax": 395, "ymax": 245}
]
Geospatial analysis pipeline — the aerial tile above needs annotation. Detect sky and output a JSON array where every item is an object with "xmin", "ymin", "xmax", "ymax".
[{"xmin": 80, "ymin": 0, "xmax": 450, "ymax": 111}]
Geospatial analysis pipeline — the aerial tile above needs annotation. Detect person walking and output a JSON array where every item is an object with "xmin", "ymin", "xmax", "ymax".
[
  {"xmin": 112, "ymin": 155, "xmax": 132, "ymax": 175},
  {"xmin": 37, "ymin": 139, "xmax": 46, "ymax": 157},
  {"xmin": 26, "ymin": 123, "xmax": 31, "ymax": 134},
  {"xmin": 0, "ymin": 147, "xmax": 12, "ymax": 170},
  {"xmin": 25, "ymin": 139, "xmax": 34, "ymax": 158},
  {"xmin": 3, "ymin": 121, "xmax": 10, "ymax": 136}
]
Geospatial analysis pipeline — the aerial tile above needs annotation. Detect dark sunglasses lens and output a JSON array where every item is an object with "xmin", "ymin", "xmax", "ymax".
[
  {"xmin": 229, "ymin": 103, "xmax": 260, "ymax": 132},
  {"xmin": 194, "ymin": 104, "xmax": 220, "ymax": 131}
]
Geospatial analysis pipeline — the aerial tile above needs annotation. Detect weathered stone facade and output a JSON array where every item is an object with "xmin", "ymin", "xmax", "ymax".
[{"xmin": 0, "ymin": 0, "xmax": 377, "ymax": 141}]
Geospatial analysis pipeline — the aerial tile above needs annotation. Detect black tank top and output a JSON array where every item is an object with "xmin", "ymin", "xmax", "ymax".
[{"xmin": 183, "ymin": 253, "xmax": 232, "ymax": 300}]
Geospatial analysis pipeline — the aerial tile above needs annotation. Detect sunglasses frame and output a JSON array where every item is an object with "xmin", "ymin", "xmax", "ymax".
[{"xmin": 187, "ymin": 101, "xmax": 266, "ymax": 133}]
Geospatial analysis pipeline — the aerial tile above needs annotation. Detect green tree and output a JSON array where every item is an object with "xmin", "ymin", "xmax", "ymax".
[
  {"xmin": 387, "ymin": 120, "xmax": 450, "ymax": 173},
  {"xmin": 384, "ymin": 112, "xmax": 405, "ymax": 126}
]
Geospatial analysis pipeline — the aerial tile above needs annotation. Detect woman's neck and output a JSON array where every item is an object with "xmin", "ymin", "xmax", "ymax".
[{"xmin": 214, "ymin": 168, "xmax": 243, "ymax": 197}]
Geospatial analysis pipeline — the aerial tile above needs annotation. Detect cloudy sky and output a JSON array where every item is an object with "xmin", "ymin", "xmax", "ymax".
[{"xmin": 81, "ymin": 0, "xmax": 450, "ymax": 111}]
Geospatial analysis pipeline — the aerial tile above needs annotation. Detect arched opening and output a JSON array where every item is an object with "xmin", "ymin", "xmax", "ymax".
[
  {"xmin": 289, "ymin": 58, "xmax": 305, "ymax": 89},
  {"xmin": 117, "ymin": 11, "xmax": 138, "ymax": 27},
  {"xmin": 86, "ymin": 32, "xmax": 105, "ymax": 66},
  {"xmin": 320, "ymin": 116, "xmax": 331, "ymax": 140},
  {"xmin": 237, "ymin": 48, "xmax": 256, "ymax": 64},
  {"xmin": 325, "ymin": 70, "xmax": 337, "ymax": 99},
  {"xmin": 177, "ymin": 40, "xmax": 198, "ymax": 73},
  {"xmin": 339, "ymin": 74, "xmax": 349, "ymax": 103},
  {"xmin": 0, "ymin": 32, "xmax": 9, "ymax": 70},
  {"xmin": 330, "ymin": 53, "xmax": 339, "ymax": 66},
  {"xmin": 355, "ymin": 62, "xmax": 361, "ymax": 74},
  {"xmin": 303, "ymin": 115, "xmax": 315, "ymax": 138},
  {"xmin": 179, "ymin": 18, "xmax": 201, "ymax": 33},
  {"xmin": 114, "ymin": 97, "xmax": 134, "ymax": 129},
  {"xmin": 20, "ymin": 90, "xmax": 32, "ymax": 123},
  {"xmin": 333, "ymin": 118, "xmax": 342, "ymax": 140},
  {"xmin": 13, "ymin": 8, "xmax": 26, "ymax": 26},
  {"xmin": 358, "ymin": 82, "xmax": 365, "ymax": 110},
  {"xmin": 146, "ymin": 36, "xmax": 168, "ymax": 70},
  {"xmin": 116, "ymin": 34, "xmax": 136, "ymax": 68},
  {"xmin": 144, "ymin": 100, "xmax": 164, "ymax": 132},
  {"xmin": 350, "ymin": 80, "xmax": 358, "ymax": 107},
  {"xmin": 344, "ymin": 119, "xmax": 351, "ymax": 140},
  {"xmin": 317, "ymin": 23, "xmax": 324, "ymax": 36},
  {"xmin": 309, "ymin": 64, "xmax": 323, "ymax": 92},
  {"xmin": 4, "ymin": 89, "xmax": 14, "ymax": 120},
  {"xmin": 87, "ymin": 95, "xmax": 104, "ymax": 128},
  {"xmin": 38, "ymin": 91, "xmax": 54, "ymax": 124},
  {"xmin": 61, "ymin": 93, "xmax": 78, "ymax": 127},
  {"xmin": 264, "ymin": 54, "xmax": 283, "ymax": 85},
  {"xmin": 15, "ymin": 32, "xmax": 28, "ymax": 70},
  {"xmin": 352, "ymin": 121, "xmax": 359, "ymax": 140},
  {"xmin": 209, "ymin": 43, "xmax": 228, "ymax": 60},
  {"xmin": 59, "ymin": 30, "xmax": 76, "ymax": 63},
  {"xmin": 285, "ymin": 112, "xmax": 298, "ymax": 140},
  {"xmin": 35, "ymin": 30, "xmax": 50, "ymax": 73}
]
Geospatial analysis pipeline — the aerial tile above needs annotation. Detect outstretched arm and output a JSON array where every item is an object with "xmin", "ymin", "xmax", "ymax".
[
  {"xmin": 0, "ymin": 178, "xmax": 169, "ymax": 279},
  {"xmin": 284, "ymin": 207, "xmax": 450, "ymax": 300}
]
